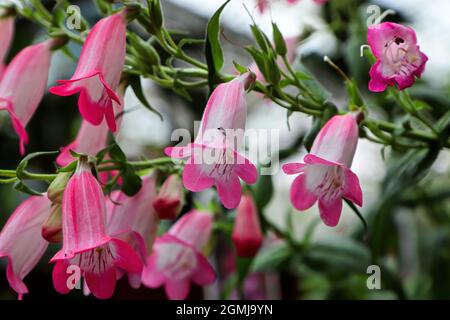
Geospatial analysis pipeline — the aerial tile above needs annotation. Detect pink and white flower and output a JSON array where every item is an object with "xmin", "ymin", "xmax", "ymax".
[
  {"xmin": 141, "ymin": 210, "xmax": 216, "ymax": 300},
  {"xmin": 0, "ymin": 195, "xmax": 52, "ymax": 299},
  {"xmin": 165, "ymin": 73, "xmax": 258, "ymax": 209},
  {"xmin": 368, "ymin": 22, "xmax": 428, "ymax": 92},
  {"xmin": 0, "ymin": 39, "xmax": 53, "ymax": 154},
  {"xmin": 106, "ymin": 173, "xmax": 159, "ymax": 289},
  {"xmin": 51, "ymin": 158, "xmax": 142, "ymax": 299},
  {"xmin": 49, "ymin": 11, "xmax": 127, "ymax": 132},
  {"xmin": 282, "ymin": 114, "xmax": 362, "ymax": 227}
]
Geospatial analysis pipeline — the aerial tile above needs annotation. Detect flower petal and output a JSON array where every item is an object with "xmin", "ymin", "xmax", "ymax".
[
  {"xmin": 318, "ymin": 197, "xmax": 343, "ymax": 227},
  {"xmin": 191, "ymin": 253, "xmax": 216, "ymax": 286},
  {"xmin": 165, "ymin": 279, "xmax": 190, "ymax": 300},
  {"xmin": 343, "ymin": 168, "xmax": 363, "ymax": 207},
  {"xmin": 282, "ymin": 162, "xmax": 305, "ymax": 175},
  {"xmin": 85, "ymin": 267, "xmax": 117, "ymax": 299},
  {"xmin": 216, "ymin": 174, "xmax": 242, "ymax": 209},
  {"xmin": 290, "ymin": 173, "xmax": 317, "ymax": 211}
]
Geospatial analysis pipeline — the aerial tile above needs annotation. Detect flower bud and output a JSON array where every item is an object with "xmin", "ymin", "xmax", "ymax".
[
  {"xmin": 41, "ymin": 204, "xmax": 63, "ymax": 243},
  {"xmin": 153, "ymin": 175, "xmax": 184, "ymax": 220},
  {"xmin": 47, "ymin": 171, "xmax": 72, "ymax": 204},
  {"xmin": 232, "ymin": 195, "xmax": 264, "ymax": 257}
]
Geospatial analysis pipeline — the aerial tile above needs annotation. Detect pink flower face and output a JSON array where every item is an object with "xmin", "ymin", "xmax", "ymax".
[
  {"xmin": 141, "ymin": 210, "xmax": 216, "ymax": 300},
  {"xmin": 368, "ymin": 22, "xmax": 428, "ymax": 92},
  {"xmin": 51, "ymin": 159, "xmax": 142, "ymax": 299},
  {"xmin": 49, "ymin": 12, "xmax": 126, "ymax": 132},
  {"xmin": 282, "ymin": 115, "xmax": 363, "ymax": 227},
  {"xmin": 165, "ymin": 73, "xmax": 258, "ymax": 209}
]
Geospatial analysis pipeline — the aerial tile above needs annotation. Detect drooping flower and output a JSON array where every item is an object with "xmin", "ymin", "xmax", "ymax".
[
  {"xmin": 368, "ymin": 22, "xmax": 428, "ymax": 92},
  {"xmin": 51, "ymin": 158, "xmax": 142, "ymax": 299},
  {"xmin": 282, "ymin": 114, "xmax": 362, "ymax": 227},
  {"xmin": 0, "ymin": 195, "xmax": 52, "ymax": 299},
  {"xmin": 106, "ymin": 173, "xmax": 159, "ymax": 289},
  {"xmin": 49, "ymin": 11, "xmax": 127, "ymax": 132},
  {"xmin": 165, "ymin": 73, "xmax": 258, "ymax": 209},
  {"xmin": 141, "ymin": 210, "xmax": 216, "ymax": 300},
  {"xmin": 0, "ymin": 16, "xmax": 14, "ymax": 79},
  {"xmin": 153, "ymin": 174, "xmax": 184, "ymax": 220},
  {"xmin": 56, "ymin": 84, "xmax": 126, "ymax": 167},
  {"xmin": 232, "ymin": 194, "xmax": 264, "ymax": 257},
  {"xmin": 0, "ymin": 39, "xmax": 53, "ymax": 154}
]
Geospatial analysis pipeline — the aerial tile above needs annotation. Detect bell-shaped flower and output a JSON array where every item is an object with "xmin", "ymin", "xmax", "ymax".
[
  {"xmin": 56, "ymin": 84, "xmax": 126, "ymax": 167},
  {"xmin": 141, "ymin": 210, "xmax": 216, "ymax": 300},
  {"xmin": 153, "ymin": 174, "xmax": 184, "ymax": 220},
  {"xmin": 49, "ymin": 11, "xmax": 127, "ymax": 132},
  {"xmin": 165, "ymin": 73, "xmax": 258, "ymax": 209},
  {"xmin": 0, "ymin": 16, "xmax": 14, "ymax": 79},
  {"xmin": 51, "ymin": 158, "xmax": 142, "ymax": 299},
  {"xmin": 106, "ymin": 173, "xmax": 159, "ymax": 289},
  {"xmin": 232, "ymin": 195, "xmax": 264, "ymax": 257},
  {"xmin": 368, "ymin": 22, "xmax": 428, "ymax": 92},
  {"xmin": 0, "ymin": 39, "xmax": 53, "ymax": 154},
  {"xmin": 0, "ymin": 195, "xmax": 52, "ymax": 299},
  {"xmin": 282, "ymin": 114, "xmax": 363, "ymax": 227}
]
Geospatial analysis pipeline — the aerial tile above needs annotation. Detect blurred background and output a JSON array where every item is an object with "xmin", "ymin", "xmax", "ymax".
[{"xmin": 1, "ymin": 0, "xmax": 450, "ymax": 300}]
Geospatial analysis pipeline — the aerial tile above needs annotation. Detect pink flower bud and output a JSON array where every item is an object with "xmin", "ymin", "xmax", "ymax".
[
  {"xmin": 41, "ymin": 203, "xmax": 63, "ymax": 243},
  {"xmin": 232, "ymin": 195, "xmax": 264, "ymax": 257},
  {"xmin": 153, "ymin": 175, "xmax": 184, "ymax": 220}
]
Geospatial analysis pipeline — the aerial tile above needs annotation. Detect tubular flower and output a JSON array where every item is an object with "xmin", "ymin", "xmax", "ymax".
[
  {"xmin": 0, "ymin": 16, "xmax": 14, "ymax": 79},
  {"xmin": 49, "ymin": 11, "xmax": 127, "ymax": 132},
  {"xmin": 165, "ymin": 73, "xmax": 258, "ymax": 209},
  {"xmin": 51, "ymin": 159, "xmax": 142, "ymax": 299},
  {"xmin": 106, "ymin": 173, "xmax": 159, "ymax": 289},
  {"xmin": 368, "ymin": 22, "xmax": 428, "ymax": 92},
  {"xmin": 0, "ymin": 195, "xmax": 52, "ymax": 299},
  {"xmin": 153, "ymin": 174, "xmax": 184, "ymax": 220},
  {"xmin": 282, "ymin": 114, "xmax": 363, "ymax": 227},
  {"xmin": 56, "ymin": 84, "xmax": 126, "ymax": 167},
  {"xmin": 0, "ymin": 39, "xmax": 53, "ymax": 154},
  {"xmin": 232, "ymin": 195, "xmax": 264, "ymax": 257},
  {"xmin": 141, "ymin": 210, "xmax": 216, "ymax": 300}
]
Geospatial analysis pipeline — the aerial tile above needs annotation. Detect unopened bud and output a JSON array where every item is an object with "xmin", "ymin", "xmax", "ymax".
[
  {"xmin": 153, "ymin": 175, "xmax": 184, "ymax": 220},
  {"xmin": 42, "ymin": 204, "xmax": 63, "ymax": 243},
  {"xmin": 47, "ymin": 171, "xmax": 72, "ymax": 204}
]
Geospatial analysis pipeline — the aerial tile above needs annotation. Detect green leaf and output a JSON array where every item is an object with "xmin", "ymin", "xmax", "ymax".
[
  {"xmin": 250, "ymin": 24, "xmax": 270, "ymax": 54},
  {"xmin": 272, "ymin": 23, "xmax": 286, "ymax": 56},
  {"xmin": 233, "ymin": 60, "xmax": 247, "ymax": 74},
  {"xmin": 121, "ymin": 166, "xmax": 142, "ymax": 196},
  {"xmin": 236, "ymin": 257, "xmax": 253, "ymax": 284},
  {"xmin": 252, "ymin": 242, "xmax": 292, "ymax": 272},
  {"xmin": 252, "ymin": 169, "xmax": 273, "ymax": 210},
  {"xmin": 129, "ymin": 75, "xmax": 163, "ymax": 120},
  {"xmin": 205, "ymin": 0, "xmax": 230, "ymax": 89}
]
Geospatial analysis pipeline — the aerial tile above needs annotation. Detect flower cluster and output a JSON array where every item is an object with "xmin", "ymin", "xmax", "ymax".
[{"xmin": 0, "ymin": 0, "xmax": 431, "ymax": 301}]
